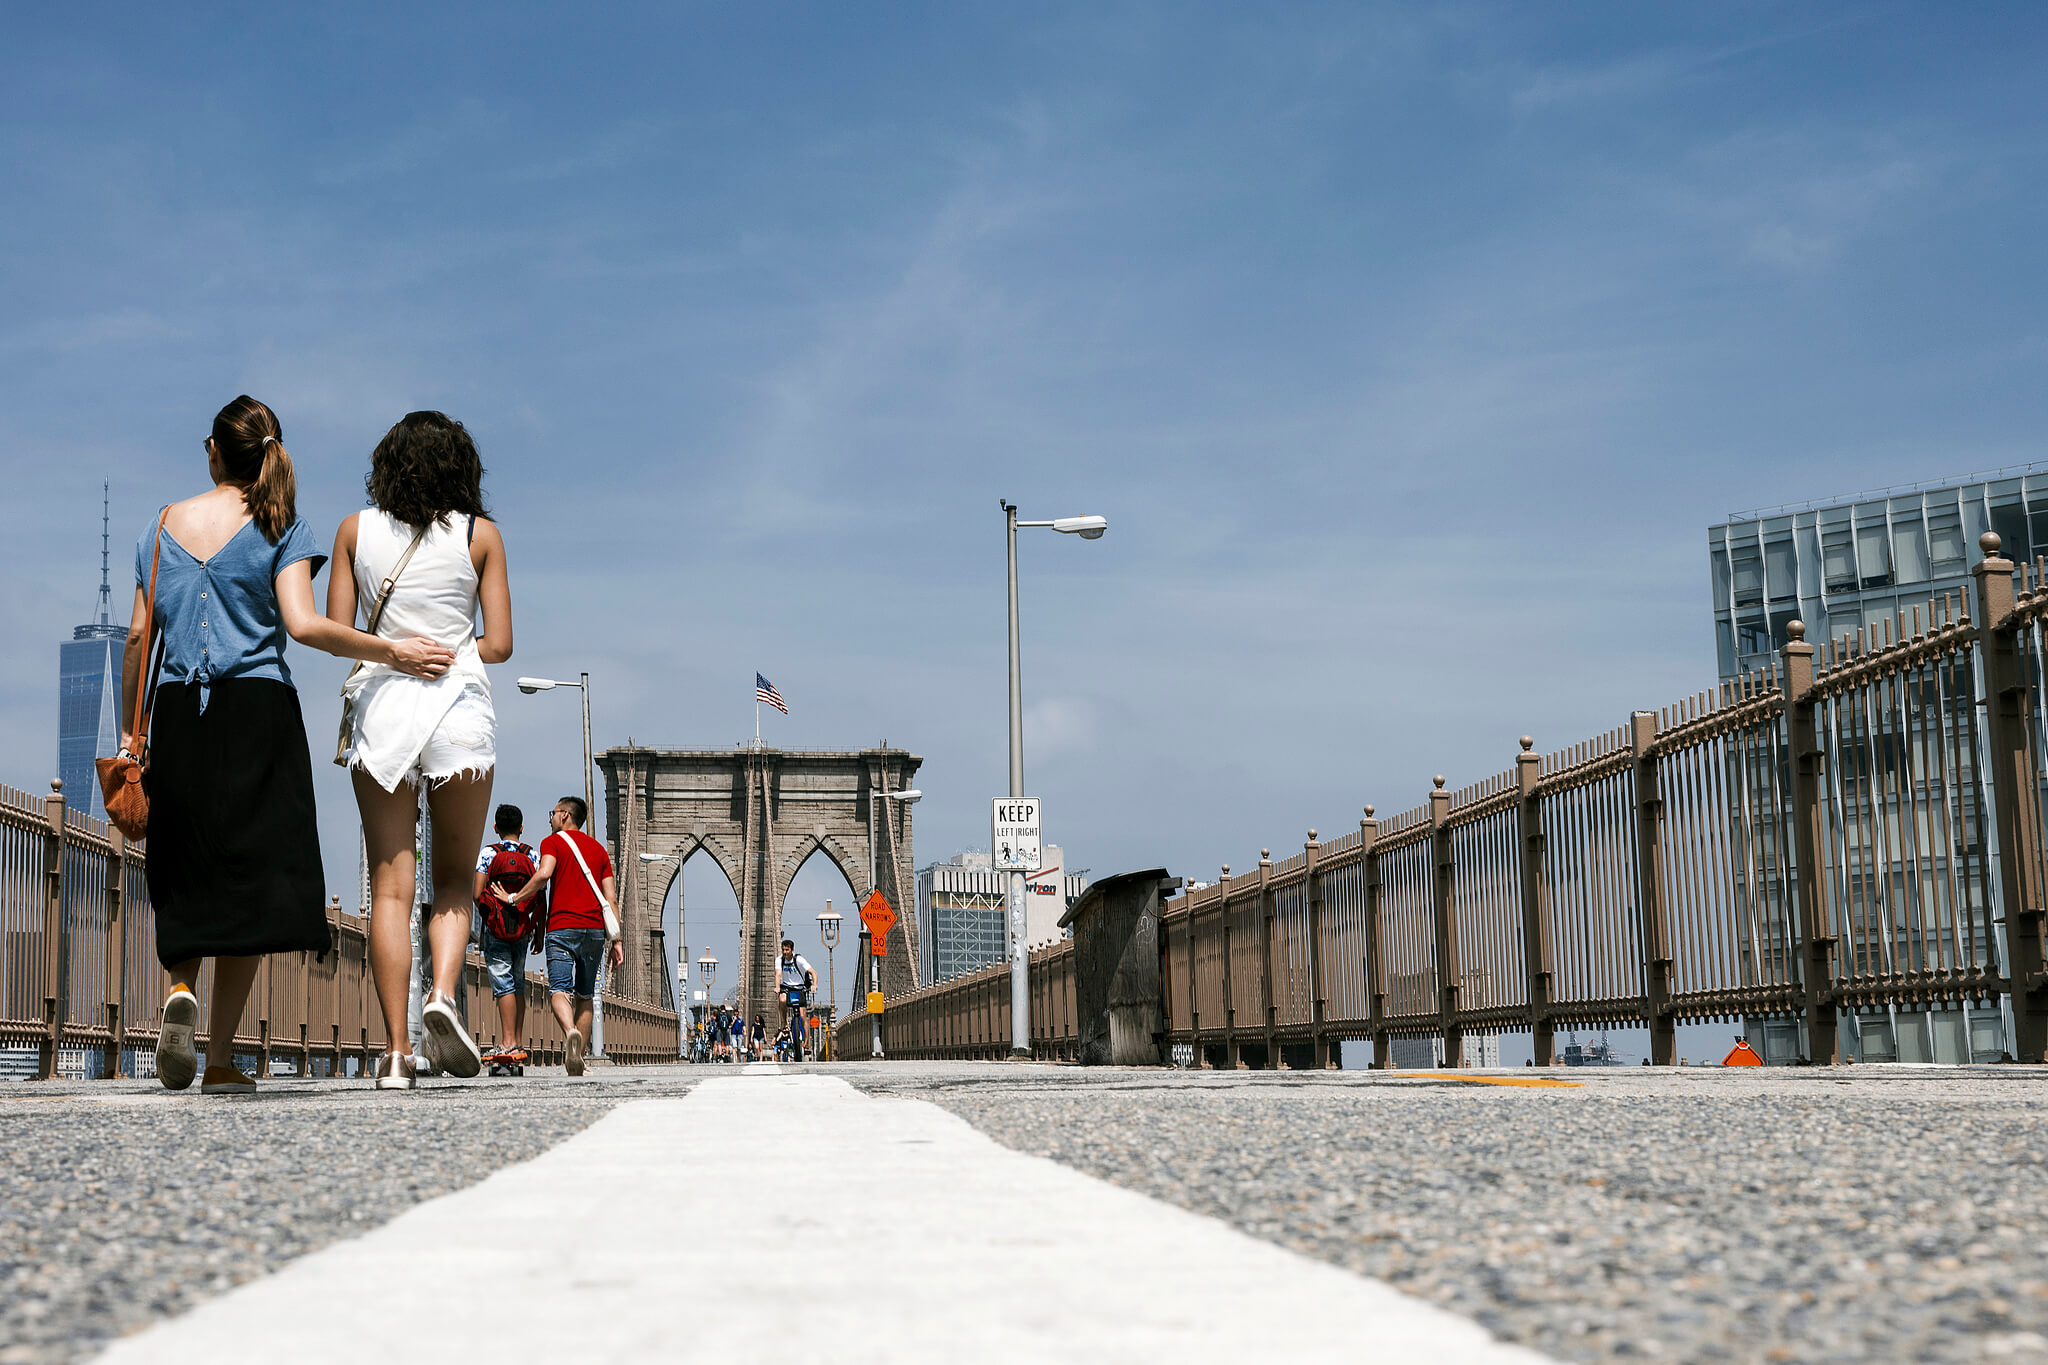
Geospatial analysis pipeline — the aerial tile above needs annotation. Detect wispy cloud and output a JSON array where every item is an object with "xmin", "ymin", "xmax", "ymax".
[{"xmin": 1683, "ymin": 129, "xmax": 1930, "ymax": 272}]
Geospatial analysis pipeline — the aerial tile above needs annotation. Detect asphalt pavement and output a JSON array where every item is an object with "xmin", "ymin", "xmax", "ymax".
[
  {"xmin": 846, "ymin": 1062, "xmax": 2048, "ymax": 1364},
  {"xmin": 6, "ymin": 1060, "xmax": 2046, "ymax": 1364},
  {"xmin": 0, "ymin": 1066, "xmax": 687, "ymax": 1364}
]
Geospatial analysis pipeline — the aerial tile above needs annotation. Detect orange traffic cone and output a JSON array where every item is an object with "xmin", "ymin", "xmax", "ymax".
[{"xmin": 1722, "ymin": 1038, "xmax": 1764, "ymax": 1067}]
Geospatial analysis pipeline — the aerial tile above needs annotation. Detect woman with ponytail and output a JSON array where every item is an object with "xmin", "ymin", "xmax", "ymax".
[{"xmin": 121, "ymin": 396, "xmax": 455, "ymax": 1095}]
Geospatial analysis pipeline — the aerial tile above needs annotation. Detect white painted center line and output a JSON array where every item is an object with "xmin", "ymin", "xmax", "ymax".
[{"xmin": 95, "ymin": 1073, "xmax": 1549, "ymax": 1364}]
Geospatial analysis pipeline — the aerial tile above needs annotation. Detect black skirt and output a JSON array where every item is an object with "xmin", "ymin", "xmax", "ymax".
[{"xmin": 143, "ymin": 677, "xmax": 331, "ymax": 967}]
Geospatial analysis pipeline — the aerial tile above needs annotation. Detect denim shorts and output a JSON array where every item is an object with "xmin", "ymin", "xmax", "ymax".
[
  {"xmin": 546, "ymin": 928, "xmax": 607, "ymax": 1000},
  {"xmin": 481, "ymin": 932, "xmax": 526, "ymax": 998}
]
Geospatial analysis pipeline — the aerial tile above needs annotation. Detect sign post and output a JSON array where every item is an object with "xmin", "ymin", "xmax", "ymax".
[
  {"xmin": 992, "ymin": 798, "xmax": 1042, "ymax": 1060},
  {"xmin": 859, "ymin": 890, "xmax": 896, "ymax": 1058}
]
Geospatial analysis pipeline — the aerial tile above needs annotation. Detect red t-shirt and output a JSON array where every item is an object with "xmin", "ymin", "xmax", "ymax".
[{"xmin": 540, "ymin": 830, "xmax": 613, "ymax": 931}]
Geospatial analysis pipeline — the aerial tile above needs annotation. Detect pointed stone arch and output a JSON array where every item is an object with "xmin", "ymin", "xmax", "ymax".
[{"xmin": 599, "ymin": 746, "xmax": 922, "ymax": 1023}]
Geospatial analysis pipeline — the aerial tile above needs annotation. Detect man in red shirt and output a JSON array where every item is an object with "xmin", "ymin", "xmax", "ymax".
[{"xmin": 493, "ymin": 794, "xmax": 622, "ymax": 1076}]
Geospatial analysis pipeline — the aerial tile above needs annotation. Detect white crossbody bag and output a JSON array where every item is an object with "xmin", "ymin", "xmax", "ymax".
[{"xmin": 559, "ymin": 832, "xmax": 622, "ymax": 942}]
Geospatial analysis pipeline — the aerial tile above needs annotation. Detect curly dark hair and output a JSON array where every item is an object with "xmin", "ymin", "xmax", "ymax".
[{"xmin": 366, "ymin": 411, "xmax": 487, "ymax": 530}]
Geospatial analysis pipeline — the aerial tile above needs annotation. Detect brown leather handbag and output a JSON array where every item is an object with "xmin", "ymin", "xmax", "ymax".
[{"xmin": 95, "ymin": 509, "xmax": 168, "ymax": 840}]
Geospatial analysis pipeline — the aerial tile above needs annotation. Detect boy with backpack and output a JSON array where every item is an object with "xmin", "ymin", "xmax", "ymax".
[{"xmin": 474, "ymin": 804, "xmax": 544, "ymax": 1070}]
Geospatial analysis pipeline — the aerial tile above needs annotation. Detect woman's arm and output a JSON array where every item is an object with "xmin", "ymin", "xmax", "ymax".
[
  {"xmin": 118, "ymin": 585, "xmax": 149, "ymax": 754},
  {"xmin": 325, "ymin": 514, "xmax": 360, "ymax": 630},
  {"xmin": 471, "ymin": 517, "xmax": 514, "ymax": 664},
  {"xmin": 278, "ymin": 561, "xmax": 454, "ymax": 676}
]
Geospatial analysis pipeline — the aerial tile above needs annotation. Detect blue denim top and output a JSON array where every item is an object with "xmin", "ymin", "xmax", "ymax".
[{"xmin": 135, "ymin": 511, "xmax": 327, "ymax": 712}]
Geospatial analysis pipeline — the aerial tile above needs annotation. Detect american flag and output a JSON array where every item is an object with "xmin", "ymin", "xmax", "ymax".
[{"xmin": 755, "ymin": 673, "xmax": 789, "ymax": 714}]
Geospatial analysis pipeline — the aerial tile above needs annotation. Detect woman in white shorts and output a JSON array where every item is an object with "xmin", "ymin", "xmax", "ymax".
[{"xmin": 327, "ymin": 411, "xmax": 514, "ymax": 1090}]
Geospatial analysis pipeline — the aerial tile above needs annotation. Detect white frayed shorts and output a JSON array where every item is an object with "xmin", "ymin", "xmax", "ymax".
[{"xmin": 345, "ymin": 681, "xmax": 496, "ymax": 790}]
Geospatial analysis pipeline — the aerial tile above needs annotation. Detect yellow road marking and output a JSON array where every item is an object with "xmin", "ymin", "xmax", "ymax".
[{"xmin": 1406, "ymin": 1072, "xmax": 1582, "ymax": 1088}]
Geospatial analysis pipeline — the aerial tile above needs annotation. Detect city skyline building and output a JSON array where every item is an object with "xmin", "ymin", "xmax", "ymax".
[
  {"xmin": 1707, "ymin": 465, "xmax": 2024, "ymax": 1065},
  {"xmin": 56, "ymin": 485, "xmax": 125, "ymax": 820},
  {"xmin": 917, "ymin": 845, "xmax": 1089, "ymax": 985},
  {"xmin": 1705, "ymin": 462, "xmax": 2048, "ymax": 683}
]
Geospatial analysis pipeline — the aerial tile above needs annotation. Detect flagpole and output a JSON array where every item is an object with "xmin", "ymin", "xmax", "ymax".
[{"xmin": 755, "ymin": 694, "xmax": 760, "ymax": 748}]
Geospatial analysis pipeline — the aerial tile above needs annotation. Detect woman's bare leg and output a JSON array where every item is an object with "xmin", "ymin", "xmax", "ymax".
[
  {"xmin": 203, "ymin": 956, "xmax": 261, "ymax": 1069},
  {"xmin": 424, "ymin": 769, "xmax": 493, "ymax": 999},
  {"xmin": 355, "ymin": 769, "xmax": 423, "ymax": 1051}
]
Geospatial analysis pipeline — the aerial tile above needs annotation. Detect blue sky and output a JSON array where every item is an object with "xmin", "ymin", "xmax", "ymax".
[{"xmin": 5, "ymin": 4, "xmax": 2046, "ymax": 1030}]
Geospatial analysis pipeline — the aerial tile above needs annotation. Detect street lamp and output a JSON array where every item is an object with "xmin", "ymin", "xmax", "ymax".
[
  {"xmin": 818, "ymin": 902, "xmax": 842, "ymax": 1062},
  {"xmin": 1000, "ymin": 500, "xmax": 1106, "ymax": 1058},
  {"xmin": 640, "ymin": 849, "xmax": 686, "ymax": 1059},
  {"xmin": 867, "ymin": 787, "xmax": 921, "ymax": 1058},
  {"xmin": 515, "ymin": 674, "xmax": 595, "ymax": 821},
  {"xmin": 698, "ymin": 951, "xmax": 718, "ymax": 1062}
]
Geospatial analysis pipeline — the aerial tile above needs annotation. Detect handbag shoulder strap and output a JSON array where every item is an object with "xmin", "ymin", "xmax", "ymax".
[
  {"xmin": 340, "ymin": 517, "xmax": 431, "ymax": 691},
  {"xmin": 363, "ymin": 518, "xmax": 431, "ymax": 636},
  {"xmin": 129, "ymin": 509, "xmax": 170, "ymax": 746}
]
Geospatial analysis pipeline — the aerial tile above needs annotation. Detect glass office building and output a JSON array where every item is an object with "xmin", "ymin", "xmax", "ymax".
[
  {"xmin": 1707, "ymin": 466, "xmax": 2048, "ymax": 681},
  {"xmin": 57, "ymin": 491, "xmax": 126, "ymax": 822},
  {"xmin": 916, "ymin": 847, "xmax": 1089, "ymax": 984},
  {"xmin": 1706, "ymin": 466, "xmax": 2040, "ymax": 1063},
  {"xmin": 57, "ymin": 628, "xmax": 122, "ymax": 821}
]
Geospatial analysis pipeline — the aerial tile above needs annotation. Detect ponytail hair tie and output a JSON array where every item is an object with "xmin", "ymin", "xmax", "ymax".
[{"xmin": 263, "ymin": 435, "xmax": 279, "ymax": 448}]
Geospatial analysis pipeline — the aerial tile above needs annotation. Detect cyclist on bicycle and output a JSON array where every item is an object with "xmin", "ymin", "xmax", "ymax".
[{"xmin": 775, "ymin": 938, "xmax": 817, "ymax": 1062}]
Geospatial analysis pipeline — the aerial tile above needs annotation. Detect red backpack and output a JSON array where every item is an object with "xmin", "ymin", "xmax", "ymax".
[{"xmin": 478, "ymin": 841, "xmax": 542, "ymax": 942}]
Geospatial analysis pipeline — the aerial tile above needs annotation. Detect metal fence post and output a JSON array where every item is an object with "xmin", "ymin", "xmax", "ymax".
[
  {"xmin": 1516, "ymin": 739, "xmax": 1555, "ymax": 1066},
  {"xmin": 40, "ymin": 780, "xmax": 67, "ymax": 1081},
  {"xmin": 1781, "ymin": 621, "xmax": 1839, "ymax": 1064},
  {"xmin": 1631, "ymin": 712, "xmax": 1677, "ymax": 1066},
  {"xmin": 1973, "ymin": 534, "xmax": 2048, "ymax": 1062},
  {"xmin": 1218, "ymin": 866, "xmax": 1238, "ymax": 1068},
  {"xmin": 104, "ymin": 826, "xmax": 126, "ymax": 1080},
  {"xmin": 1429, "ymin": 777, "xmax": 1462, "ymax": 1067},
  {"xmin": 1258, "ymin": 849, "xmax": 1276, "ymax": 1067},
  {"xmin": 1362, "ymin": 808, "xmax": 1389, "ymax": 1069},
  {"xmin": 1304, "ymin": 830, "xmax": 1329, "ymax": 1068}
]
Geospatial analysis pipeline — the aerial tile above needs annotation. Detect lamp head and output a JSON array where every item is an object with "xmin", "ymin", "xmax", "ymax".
[
  {"xmin": 889, "ymin": 789, "xmax": 923, "ymax": 804},
  {"xmin": 1052, "ymin": 515, "xmax": 1107, "ymax": 539},
  {"xmin": 516, "ymin": 677, "xmax": 556, "ymax": 694}
]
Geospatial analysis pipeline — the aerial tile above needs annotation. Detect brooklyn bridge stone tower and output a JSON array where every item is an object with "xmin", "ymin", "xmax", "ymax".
[{"xmin": 597, "ymin": 745, "xmax": 922, "ymax": 1022}]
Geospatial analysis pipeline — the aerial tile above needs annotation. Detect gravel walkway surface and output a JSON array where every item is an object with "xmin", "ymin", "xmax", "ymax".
[
  {"xmin": 841, "ymin": 1063, "xmax": 2048, "ymax": 1365},
  {"xmin": 0, "ymin": 1067, "xmax": 697, "ymax": 1365}
]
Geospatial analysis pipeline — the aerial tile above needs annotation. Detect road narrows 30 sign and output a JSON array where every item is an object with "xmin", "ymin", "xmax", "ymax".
[
  {"xmin": 859, "ymin": 889, "xmax": 897, "ymax": 956},
  {"xmin": 991, "ymin": 797, "xmax": 1043, "ymax": 873}
]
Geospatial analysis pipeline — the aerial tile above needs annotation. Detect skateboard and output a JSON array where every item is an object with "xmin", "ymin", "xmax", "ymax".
[{"xmin": 485, "ymin": 1050, "xmax": 527, "ymax": 1077}]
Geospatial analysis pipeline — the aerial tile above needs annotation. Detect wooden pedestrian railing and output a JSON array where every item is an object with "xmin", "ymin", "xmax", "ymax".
[
  {"xmin": 0, "ymin": 786, "xmax": 680, "ymax": 1080},
  {"xmin": 840, "ymin": 532, "xmax": 2048, "ymax": 1068}
]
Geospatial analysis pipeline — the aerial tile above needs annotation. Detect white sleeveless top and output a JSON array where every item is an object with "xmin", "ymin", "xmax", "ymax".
[{"xmin": 341, "ymin": 509, "xmax": 492, "ymax": 791}]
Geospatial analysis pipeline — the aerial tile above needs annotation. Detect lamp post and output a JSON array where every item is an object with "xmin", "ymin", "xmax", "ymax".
[
  {"xmin": 675, "ymin": 957, "xmax": 694, "ymax": 1059},
  {"xmin": 639, "ymin": 849, "xmax": 685, "ymax": 1056},
  {"xmin": 867, "ymin": 787, "xmax": 922, "ymax": 1059},
  {"xmin": 521, "ymin": 673, "xmax": 599, "ymax": 1053},
  {"xmin": 515, "ymin": 674, "xmax": 595, "ymax": 825},
  {"xmin": 697, "ymin": 951, "xmax": 718, "ymax": 1061},
  {"xmin": 818, "ymin": 902, "xmax": 841, "ymax": 1062},
  {"xmin": 999, "ymin": 501, "xmax": 1106, "ymax": 1059}
]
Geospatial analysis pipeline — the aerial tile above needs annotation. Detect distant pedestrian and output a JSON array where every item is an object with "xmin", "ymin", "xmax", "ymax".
[
  {"xmin": 133, "ymin": 396, "xmax": 454, "ymax": 1095},
  {"xmin": 493, "ymin": 795, "xmax": 623, "ymax": 1076},
  {"xmin": 475, "ymin": 803, "xmax": 543, "ymax": 1067},
  {"xmin": 333, "ymin": 411, "xmax": 515, "ymax": 1090},
  {"xmin": 751, "ymin": 1015, "xmax": 767, "ymax": 1061}
]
